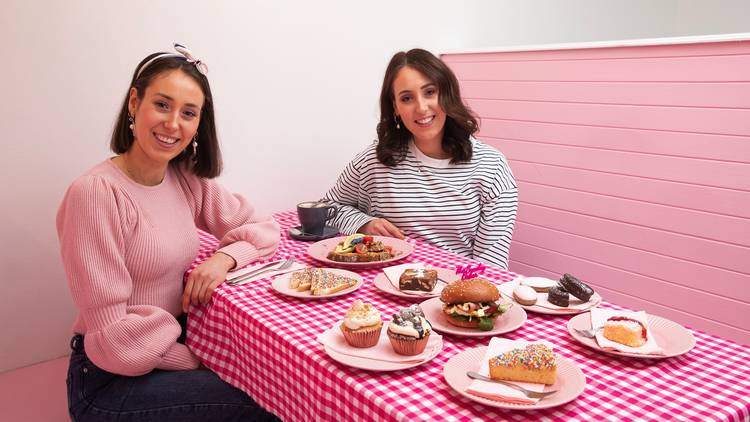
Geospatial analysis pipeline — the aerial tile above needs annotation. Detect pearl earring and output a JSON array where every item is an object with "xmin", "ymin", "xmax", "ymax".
[
  {"xmin": 128, "ymin": 115, "xmax": 135, "ymax": 131},
  {"xmin": 394, "ymin": 114, "xmax": 401, "ymax": 129},
  {"xmin": 192, "ymin": 134, "xmax": 198, "ymax": 158}
]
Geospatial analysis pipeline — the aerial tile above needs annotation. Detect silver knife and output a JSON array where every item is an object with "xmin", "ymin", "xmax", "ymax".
[{"xmin": 226, "ymin": 260, "xmax": 282, "ymax": 283}]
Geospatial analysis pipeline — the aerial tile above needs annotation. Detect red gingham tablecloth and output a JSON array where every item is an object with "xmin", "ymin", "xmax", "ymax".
[{"xmin": 186, "ymin": 211, "xmax": 750, "ymax": 422}]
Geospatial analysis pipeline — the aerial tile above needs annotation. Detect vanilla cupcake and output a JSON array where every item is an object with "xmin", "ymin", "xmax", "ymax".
[
  {"xmin": 340, "ymin": 300, "xmax": 383, "ymax": 348},
  {"xmin": 387, "ymin": 305, "xmax": 432, "ymax": 356}
]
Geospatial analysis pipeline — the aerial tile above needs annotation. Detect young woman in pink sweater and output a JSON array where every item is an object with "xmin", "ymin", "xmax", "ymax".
[{"xmin": 57, "ymin": 44, "xmax": 281, "ymax": 421}]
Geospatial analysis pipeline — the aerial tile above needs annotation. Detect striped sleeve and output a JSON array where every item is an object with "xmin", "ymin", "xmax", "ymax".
[
  {"xmin": 323, "ymin": 146, "xmax": 377, "ymax": 234},
  {"xmin": 472, "ymin": 154, "xmax": 518, "ymax": 268}
]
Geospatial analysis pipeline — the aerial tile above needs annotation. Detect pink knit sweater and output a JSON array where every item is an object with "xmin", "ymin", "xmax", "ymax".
[{"xmin": 57, "ymin": 159, "xmax": 280, "ymax": 376}]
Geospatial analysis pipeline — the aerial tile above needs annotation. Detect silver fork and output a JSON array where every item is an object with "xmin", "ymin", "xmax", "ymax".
[
  {"xmin": 227, "ymin": 257, "xmax": 295, "ymax": 286},
  {"xmin": 574, "ymin": 327, "xmax": 602, "ymax": 338},
  {"xmin": 466, "ymin": 372, "xmax": 558, "ymax": 399}
]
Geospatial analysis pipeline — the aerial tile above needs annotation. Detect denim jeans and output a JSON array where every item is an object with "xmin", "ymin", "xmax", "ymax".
[{"xmin": 67, "ymin": 334, "xmax": 281, "ymax": 422}]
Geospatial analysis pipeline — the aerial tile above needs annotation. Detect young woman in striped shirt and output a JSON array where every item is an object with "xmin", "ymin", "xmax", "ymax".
[{"xmin": 324, "ymin": 49, "xmax": 518, "ymax": 268}]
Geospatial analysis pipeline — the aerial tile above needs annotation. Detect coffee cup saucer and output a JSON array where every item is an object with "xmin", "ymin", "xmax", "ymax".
[{"xmin": 288, "ymin": 225, "xmax": 340, "ymax": 241}]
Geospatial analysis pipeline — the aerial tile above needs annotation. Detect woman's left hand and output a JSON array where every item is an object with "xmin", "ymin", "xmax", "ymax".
[{"xmin": 182, "ymin": 252, "xmax": 236, "ymax": 312}]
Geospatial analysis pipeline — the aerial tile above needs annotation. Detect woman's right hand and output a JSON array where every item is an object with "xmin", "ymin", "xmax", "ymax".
[{"xmin": 359, "ymin": 218, "xmax": 404, "ymax": 239}]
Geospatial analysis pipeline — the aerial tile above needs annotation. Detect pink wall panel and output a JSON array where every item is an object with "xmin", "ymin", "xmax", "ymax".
[
  {"xmin": 513, "ymin": 222, "xmax": 749, "ymax": 302},
  {"xmin": 496, "ymin": 139, "xmax": 750, "ymax": 191},
  {"xmin": 444, "ymin": 38, "xmax": 750, "ymax": 345},
  {"xmin": 468, "ymin": 99, "xmax": 750, "ymax": 135},
  {"xmin": 441, "ymin": 40, "xmax": 750, "ymax": 62},
  {"xmin": 517, "ymin": 203, "xmax": 748, "ymax": 275},
  {"xmin": 511, "ymin": 161, "xmax": 749, "ymax": 218},
  {"xmin": 460, "ymin": 81, "xmax": 750, "ymax": 108},
  {"xmin": 518, "ymin": 183, "xmax": 749, "ymax": 245},
  {"xmin": 448, "ymin": 55, "xmax": 750, "ymax": 82},
  {"xmin": 479, "ymin": 120, "xmax": 750, "ymax": 162}
]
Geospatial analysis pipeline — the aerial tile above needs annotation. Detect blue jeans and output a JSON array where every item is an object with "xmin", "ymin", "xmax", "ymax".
[{"xmin": 67, "ymin": 334, "xmax": 281, "ymax": 422}]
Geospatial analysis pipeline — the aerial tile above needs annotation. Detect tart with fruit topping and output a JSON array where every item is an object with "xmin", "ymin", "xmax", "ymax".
[{"xmin": 327, "ymin": 234, "xmax": 398, "ymax": 262}]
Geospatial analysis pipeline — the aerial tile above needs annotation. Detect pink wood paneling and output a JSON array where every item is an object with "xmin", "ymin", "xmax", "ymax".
[
  {"xmin": 494, "ymin": 139, "xmax": 750, "ymax": 191},
  {"xmin": 448, "ymin": 55, "xmax": 750, "ymax": 82},
  {"xmin": 442, "ymin": 40, "xmax": 750, "ymax": 62},
  {"xmin": 513, "ymin": 222, "xmax": 750, "ymax": 302},
  {"xmin": 518, "ymin": 182, "xmax": 749, "ymax": 245},
  {"xmin": 517, "ymin": 203, "xmax": 748, "ymax": 275},
  {"xmin": 468, "ymin": 99, "xmax": 750, "ymax": 136},
  {"xmin": 444, "ymin": 38, "xmax": 750, "ymax": 345},
  {"xmin": 460, "ymin": 81, "xmax": 750, "ymax": 108},
  {"xmin": 478, "ymin": 120, "xmax": 750, "ymax": 162},
  {"xmin": 511, "ymin": 161, "xmax": 749, "ymax": 219}
]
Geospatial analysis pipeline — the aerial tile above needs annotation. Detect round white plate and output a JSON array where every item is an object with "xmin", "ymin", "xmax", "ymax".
[
  {"xmin": 500, "ymin": 279, "xmax": 602, "ymax": 315},
  {"xmin": 307, "ymin": 236, "xmax": 413, "ymax": 268},
  {"xmin": 419, "ymin": 297, "xmax": 526, "ymax": 337},
  {"xmin": 443, "ymin": 346, "xmax": 586, "ymax": 409},
  {"xmin": 324, "ymin": 332, "xmax": 443, "ymax": 371},
  {"xmin": 372, "ymin": 267, "xmax": 458, "ymax": 299},
  {"xmin": 567, "ymin": 312, "xmax": 696, "ymax": 359},
  {"xmin": 270, "ymin": 268, "xmax": 362, "ymax": 299}
]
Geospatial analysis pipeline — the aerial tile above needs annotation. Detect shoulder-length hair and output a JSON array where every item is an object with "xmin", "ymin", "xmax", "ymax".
[
  {"xmin": 376, "ymin": 48, "xmax": 479, "ymax": 167},
  {"xmin": 110, "ymin": 53, "xmax": 222, "ymax": 178}
]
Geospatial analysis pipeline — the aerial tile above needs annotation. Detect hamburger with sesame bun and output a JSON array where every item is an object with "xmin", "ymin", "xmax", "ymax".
[{"xmin": 440, "ymin": 278, "xmax": 510, "ymax": 331}]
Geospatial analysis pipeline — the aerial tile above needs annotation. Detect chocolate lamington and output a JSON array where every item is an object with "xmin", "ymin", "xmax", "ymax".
[
  {"xmin": 558, "ymin": 273, "xmax": 594, "ymax": 302},
  {"xmin": 399, "ymin": 269, "xmax": 438, "ymax": 292},
  {"xmin": 547, "ymin": 286, "xmax": 570, "ymax": 307}
]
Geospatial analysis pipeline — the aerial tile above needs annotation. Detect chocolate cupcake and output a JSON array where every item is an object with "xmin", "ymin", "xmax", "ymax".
[
  {"xmin": 558, "ymin": 273, "xmax": 594, "ymax": 302},
  {"xmin": 547, "ymin": 286, "xmax": 570, "ymax": 307},
  {"xmin": 387, "ymin": 305, "xmax": 432, "ymax": 356}
]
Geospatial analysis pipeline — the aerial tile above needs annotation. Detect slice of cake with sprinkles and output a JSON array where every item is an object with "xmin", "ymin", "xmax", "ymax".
[{"xmin": 489, "ymin": 343, "xmax": 557, "ymax": 385}]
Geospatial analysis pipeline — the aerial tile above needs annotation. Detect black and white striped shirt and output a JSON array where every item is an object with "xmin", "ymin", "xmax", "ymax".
[{"xmin": 324, "ymin": 139, "xmax": 518, "ymax": 268}]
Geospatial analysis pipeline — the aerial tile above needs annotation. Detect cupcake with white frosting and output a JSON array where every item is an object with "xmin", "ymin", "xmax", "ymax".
[
  {"xmin": 340, "ymin": 300, "xmax": 383, "ymax": 348},
  {"xmin": 387, "ymin": 305, "xmax": 432, "ymax": 356}
]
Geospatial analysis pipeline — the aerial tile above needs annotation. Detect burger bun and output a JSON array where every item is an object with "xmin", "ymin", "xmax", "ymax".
[{"xmin": 440, "ymin": 278, "xmax": 500, "ymax": 304}]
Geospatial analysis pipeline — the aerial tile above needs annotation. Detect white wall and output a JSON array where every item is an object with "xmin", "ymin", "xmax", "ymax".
[{"xmin": 1, "ymin": 0, "xmax": 748, "ymax": 373}]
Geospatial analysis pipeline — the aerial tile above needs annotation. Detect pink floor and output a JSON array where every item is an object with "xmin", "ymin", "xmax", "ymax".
[{"xmin": 0, "ymin": 356, "xmax": 70, "ymax": 422}]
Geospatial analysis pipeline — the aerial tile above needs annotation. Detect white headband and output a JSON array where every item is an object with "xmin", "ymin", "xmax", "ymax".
[{"xmin": 135, "ymin": 43, "xmax": 208, "ymax": 78}]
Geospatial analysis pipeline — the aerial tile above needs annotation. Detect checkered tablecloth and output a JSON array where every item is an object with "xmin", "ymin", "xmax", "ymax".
[{"xmin": 186, "ymin": 211, "xmax": 750, "ymax": 422}]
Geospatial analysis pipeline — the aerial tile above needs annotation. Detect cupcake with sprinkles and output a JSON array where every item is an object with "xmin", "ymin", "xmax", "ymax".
[
  {"xmin": 340, "ymin": 300, "xmax": 383, "ymax": 348},
  {"xmin": 387, "ymin": 305, "xmax": 432, "ymax": 356}
]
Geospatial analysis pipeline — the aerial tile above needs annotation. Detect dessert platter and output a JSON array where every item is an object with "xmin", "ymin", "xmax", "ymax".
[
  {"xmin": 372, "ymin": 264, "xmax": 458, "ymax": 299},
  {"xmin": 419, "ymin": 278, "xmax": 527, "ymax": 337},
  {"xmin": 499, "ymin": 274, "xmax": 601, "ymax": 315},
  {"xmin": 307, "ymin": 234, "xmax": 413, "ymax": 268},
  {"xmin": 567, "ymin": 310, "xmax": 696, "ymax": 359},
  {"xmin": 271, "ymin": 268, "xmax": 362, "ymax": 299},
  {"xmin": 443, "ymin": 338, "xmax": 586, "ymax": 410},
  {"xmin": 317, "ymin": 301, "xmax": 443, "ymax": 371}
]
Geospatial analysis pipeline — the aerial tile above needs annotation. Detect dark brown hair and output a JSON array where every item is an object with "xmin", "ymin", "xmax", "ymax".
[
  {"xmin": 110, "ymin": 53, "xmax": 222, "ymax": 178},
  {"xmin": 376, "ymin": 48, "xmax": 479, "ymax": 166}
]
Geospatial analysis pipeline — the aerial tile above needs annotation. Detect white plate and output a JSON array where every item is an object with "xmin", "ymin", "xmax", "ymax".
[
  {"xmin": 443, "ymin": 346, "xmax": 586, "ymax": 409},
  {"xmin": 419, "ymin": 297, "xmax": 526, "ymax": 337},
  {"xmin": 323, "ymin": 331, "xmax": 443, "ymax": 371},
  {"xmin": 500, "ymin": 279, "xmax": 602, "ymax": 315},
  {"xmin": 372, "ymin": 267, "xmax": 457, "ymax": 299},
  {"xmin": 307, "ymin": 236, "xmax": 413, "ymax": 268},
  {"xmin": 270, "ymin": 268, "xmax": 363, "ymax": 299},
  {"xmin": 567, "ymin": 312, "xmax": 696, "ymax": 359}
]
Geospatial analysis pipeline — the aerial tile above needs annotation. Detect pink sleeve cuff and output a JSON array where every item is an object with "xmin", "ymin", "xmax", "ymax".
[
  {"xmin": 157, "ymin": 343, "xmax": 201, "ymax": 371},
  {"xmin": 218, "ymin": 241, "xmax": 261, "ymax": 270}
]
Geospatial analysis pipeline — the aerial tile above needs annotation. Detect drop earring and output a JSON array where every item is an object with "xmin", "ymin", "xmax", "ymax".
[
  {"xmin": 128, "ymin": 114, "xmax": 135, "ymax": 132},
  {"xmin": 394, "ymin": 114, "xmax": 401, "ymax": 129},
  {"xmin": 192, "ymin": 134, "xmax": 198, "ymax": 159}
]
